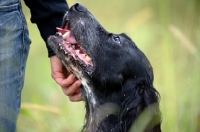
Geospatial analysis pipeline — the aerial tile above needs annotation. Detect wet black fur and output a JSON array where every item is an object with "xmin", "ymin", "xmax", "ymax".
[{"xmin": 48, "ymin": 3, "xmax": 161, "ymax": 132}]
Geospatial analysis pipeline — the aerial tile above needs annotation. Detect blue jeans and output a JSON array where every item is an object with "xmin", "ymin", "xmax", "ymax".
[{"xmin": 0, "ymin": 1, "xmax": 31, "ymax": 131}]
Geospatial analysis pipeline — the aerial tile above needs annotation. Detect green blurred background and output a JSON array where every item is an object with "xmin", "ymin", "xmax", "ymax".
[{"xmin": 18, "ymin": 0, "xmax": 200, "ymax": 131}]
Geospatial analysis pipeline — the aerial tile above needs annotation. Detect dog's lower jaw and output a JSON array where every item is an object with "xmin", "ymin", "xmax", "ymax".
[
  {"xmin": 63, "ymin": 64, "xmax": 100, "ymax": 132},
  {"xmin": 51, "ymin": 41, "xmax": 99, "ymax": 131},
  {"xmin": 57, "ymin": 50, "xmax": 96, "ymax": 106}
]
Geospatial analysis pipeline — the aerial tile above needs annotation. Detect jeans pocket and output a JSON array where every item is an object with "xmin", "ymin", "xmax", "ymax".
[{"xmin": 0, "ymin": 3, "xmax": 31, "ymax": 54}]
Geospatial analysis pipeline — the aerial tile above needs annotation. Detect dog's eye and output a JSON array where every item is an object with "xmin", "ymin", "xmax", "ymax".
[{"xmin": 113, "ymin": 36, "xmax": 121, "ymax": 44}]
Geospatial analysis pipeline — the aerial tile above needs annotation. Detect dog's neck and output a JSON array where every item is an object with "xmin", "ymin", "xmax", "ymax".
[
  {"xmin": 81, "ymin": 82, "xmax": 139, "ymax": 132},
  {"xmin": 81, "ymin": 80, "xmax": 161, "ymax": 132},
  {"xmin": 62, "ymin": 61, "xmax": 97, "ymax": 106},
  {"xmin": 64, "ymin": 65, "xmax": 160, "ymax": 132}
]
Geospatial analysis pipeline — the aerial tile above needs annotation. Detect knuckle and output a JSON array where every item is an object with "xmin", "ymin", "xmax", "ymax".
[
  {"xmin": 62, "ymin": 87, "xmax": 72, "ymax": 96},
  {"xmin": 63, "ymin": 90, "xmax": 70, "ymax": 96},
  {"xmin": 75, "ymin": 81, "xmax": 81, "ymax": 87}
]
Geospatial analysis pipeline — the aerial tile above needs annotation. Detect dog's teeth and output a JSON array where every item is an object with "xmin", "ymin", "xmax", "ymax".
[
  {"xmin": 86, "ymin": 55, "xmax": 92, "ymax": 61},
  {"xmin": 80, "ymin": 54, "xmax": 86, "ymax": 58},
  {"xmin": 60, "ymin": 46, "xmax": 63, "ymax": 50},
  {"xmin": 59, "ymin": 43, "xmax": 62, "ymax": 46},
  {"xmin": 72, "ymin": 45, "xmax": 75, "ymax": 49},
  {"xmin": 75, "ymin": 50, "xmax": 80, "ymax": 54},
  {"xmin": 64, "ymin": 51, "xmax": 68, "ymax": 54},
  {"xmin": 62, "ymin": 32, "xmax": 69, "ymax": 39},
  {"xmin": 84, "ymin": 54, "xmax": 87, "ymax": 57},
  {"xmin": 56, "ymin": 32, "xmax": 62, "ymax": 36},
  {"xmin": 87, "ymin": 72, "xmax": 92, "ymax": 75}
]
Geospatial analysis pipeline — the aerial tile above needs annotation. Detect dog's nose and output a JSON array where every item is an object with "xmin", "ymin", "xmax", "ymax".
[{"xmin": 73, "ymin": 3, "xmax": 85, "ymax": 12}]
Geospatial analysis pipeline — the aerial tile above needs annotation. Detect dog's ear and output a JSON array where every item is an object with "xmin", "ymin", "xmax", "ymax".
[
  {"xmin": 121, "ymin": 78, "xmax": 161, "ymax": 132},
  {"xmin": 136, "ymin": 78, "xmax": 161, "ymax": 132}
]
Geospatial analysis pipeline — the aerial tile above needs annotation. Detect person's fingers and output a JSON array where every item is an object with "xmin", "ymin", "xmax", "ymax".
[
  {"xmin": 50, "ymin": 56, "xmax": 67, "ymax": 83},
  {"xmin": 50, "ymin": 55, "xmax": 73, "ymax": 85},
  {"xmin": 51, "ymin": 67, "xmax": 70, "ymax": 83},
  {"xmin": 61, "ymin": 80, "xmax": 81, "ymax": 96},
  {"xmin": 68, "ymin": 92, "xmax": 82, "ymax": 102},
  {"xmin": 59, "ymin": 74, "xmax": 77, "ymax": 88},
  {"xmin": 50, "ymin": 55, "xmax": 83, "ymax": 101}
]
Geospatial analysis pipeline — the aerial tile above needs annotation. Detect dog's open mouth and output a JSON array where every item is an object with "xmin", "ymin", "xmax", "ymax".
[{"xmin": 55, "ymin": 21, "xmax": 93, "ymax": 73}]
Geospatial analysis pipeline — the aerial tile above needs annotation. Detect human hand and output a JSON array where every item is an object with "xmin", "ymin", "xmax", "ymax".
[{"xmin": 50, "ymin": 55, "xmax": 82, "ymax": 101}]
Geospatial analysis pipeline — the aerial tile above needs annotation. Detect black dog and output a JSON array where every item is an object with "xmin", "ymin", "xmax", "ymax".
[{"xmin": 48, "ymin": 3, "xmax": 161, "ymax": 132}]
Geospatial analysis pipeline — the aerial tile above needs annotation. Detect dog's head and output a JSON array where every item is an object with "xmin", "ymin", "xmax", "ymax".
[
  {"xmin": 48, "ymin": 3, "xmax": 161, "ymax": 131},
  {"xmin": 48, "ymin": 3, "xmax": 153, "ymax": 91}
]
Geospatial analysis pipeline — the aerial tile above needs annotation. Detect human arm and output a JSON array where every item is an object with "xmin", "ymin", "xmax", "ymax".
[
  {"xmin": 23, "ymin": 0, "xmax": 68, "ymax": 57},
  {"xmin": 24, "ymin": 0, "xmax": 82, "ymax": 101}
]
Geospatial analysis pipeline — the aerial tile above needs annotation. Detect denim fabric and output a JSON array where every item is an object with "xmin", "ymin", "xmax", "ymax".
[{"xmin": 0, "ymin": 1, "xmax": 31, "ymax": 131}]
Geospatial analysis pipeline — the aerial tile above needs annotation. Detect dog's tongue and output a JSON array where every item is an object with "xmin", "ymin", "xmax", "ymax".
[
  {"xmin": 56, "ymin": 27, "xmax": 93, "ymax": 67},
  {"xmin": 56, "ymin": 27, "xmax": 77, "ymax": 43}
]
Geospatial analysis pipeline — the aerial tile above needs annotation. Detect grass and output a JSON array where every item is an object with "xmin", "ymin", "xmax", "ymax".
[{"xmin": 18, "ymin": 0, "xmax": 200, "ymax": 131}]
